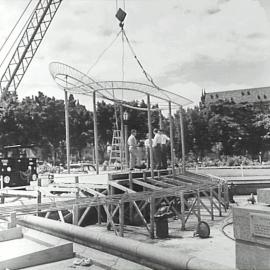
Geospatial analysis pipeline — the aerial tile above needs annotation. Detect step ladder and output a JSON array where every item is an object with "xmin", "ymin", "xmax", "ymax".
[{"xmin": 109, "ymin": 130, "xmax": 125, "ymax": 169}]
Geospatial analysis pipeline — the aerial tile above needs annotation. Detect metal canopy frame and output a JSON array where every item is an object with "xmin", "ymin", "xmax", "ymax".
[
  {"xmin": 49, "ymin": 61, "xmax": 191, "ymax": 174},
  {"xmin": 49, "ymin": 62, "xmax": 192, "ymax": 107}
]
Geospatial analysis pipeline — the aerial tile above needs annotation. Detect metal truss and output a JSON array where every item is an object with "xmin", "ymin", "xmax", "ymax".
[{"xmin": 0, "ymin": 0, "xmax": 62, "ymax": 93}]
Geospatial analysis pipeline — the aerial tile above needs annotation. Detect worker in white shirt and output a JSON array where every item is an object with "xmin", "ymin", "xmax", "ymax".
[
  {"xmin": 153, "ymin": 128, "xmax": 162, "ymax": 169},
  {"xmin": 127, "ymin": 129, "xmax": 137, "ymax": 170},
  {"xmin": 160, "ymin": 129, "xmax": 170, "ymax": 169},
  {"xmin": 144, "ymin": 133, "xmax": 153, "ymax": 169}
]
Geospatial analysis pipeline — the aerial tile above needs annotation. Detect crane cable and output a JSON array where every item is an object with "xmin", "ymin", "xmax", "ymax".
[
  {"xmin": 85, "ymin": 30, "xmax": 122, "ymax": 130},
  {"xmin": 86, "ymin": 0, "xmax": 127, "ymax": 75},
  {"xmin": 0, "ymin": 0, "xmax": 36, "ymax": 70},
  {"xmin": 116, "ymin": 0, "xmax": 126, "ymax": 12},
  {"xmin": 122, "ymin": 29, "xmax": 171, "ymax": 102},
  {"xmin": 121, "ymin": 26, "xmax": 125, "ymax": 100},
  {"xmin": 0, "ymin": 0, "xmax": 33, "ymax": 55},
  {"xmin": 86, "ymin": 30, "xmax": 122, "ymax": 75},
  {"xmin": 122, "ymin": 30, "xmax": 158, "ymax": 88}
]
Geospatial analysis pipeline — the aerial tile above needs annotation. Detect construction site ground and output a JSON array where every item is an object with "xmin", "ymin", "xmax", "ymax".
[{"xmin": 16, "ymin": 196, "xmax": 248, "ymax": 270}]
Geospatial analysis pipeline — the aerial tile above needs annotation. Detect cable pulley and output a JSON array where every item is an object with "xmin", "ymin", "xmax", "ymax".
[{"xmin": 115, "ymin": 8, "xmax": 127, "ymax": 29}]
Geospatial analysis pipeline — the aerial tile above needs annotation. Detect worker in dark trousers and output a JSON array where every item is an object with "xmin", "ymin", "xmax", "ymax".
[
  {"xmin": 160, "ymin": 130, "xmax": 170, "ymax": 169},
  {"xmin": 144, "ymin": 133, "xmax": 152, "ymax": 169},
  {"xmin": 127, "ymin": 129, "xmax": 137, "ymax": 170},
  {"xmin": 153, "ymin": 128, "xmax": 162, "ymax": 169}
]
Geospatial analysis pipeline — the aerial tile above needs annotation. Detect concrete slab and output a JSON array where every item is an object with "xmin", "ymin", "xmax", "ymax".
[
  {"xmin": 19, "ymin": 196, "xmax": 240, "ymax": 270},
  {"xmin": 257, "ymin": 188, "xmax": 270, "ymax": 204},
  {"xmin": 0, "ymin": 195, "xmax": 246, "ymax": 270},
  {"xmin": 79, "ymin": 213, "xmax": 235, "ymax": 269},
  {"xmin": 23, "ymin": 232, "xmax": 152, "ymax": 270},
  {"xmin": 232, "ymin": 196, "xmax": 270, "ymax": 270},
  {"xmin": 0, "ymin": 232, "xmax": 73, "ymax": 270},
  {"xmin": 236, "ymin": 240, "xmax": 270, "ymax": 270},
  {"xmin": 233, "ymin": 203, "xmax": 270, "ymax": 246}
]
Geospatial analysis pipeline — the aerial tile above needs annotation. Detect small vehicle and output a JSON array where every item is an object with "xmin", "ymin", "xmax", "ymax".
[
  {"xmin": 0, "ymin": 144, "xmax": 38, "ymax": 187},
  {"xmin": 68, "ymin": 163, "xmax": 96, "ymax": 173}
]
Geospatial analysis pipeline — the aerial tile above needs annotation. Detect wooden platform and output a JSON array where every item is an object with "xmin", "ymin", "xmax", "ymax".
[{"xmin": 0, "ymin": 169, "xmax": 229, "ymax": 239}]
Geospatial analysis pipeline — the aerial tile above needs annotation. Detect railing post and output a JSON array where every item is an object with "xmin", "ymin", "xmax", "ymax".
[
  {"xmin": 37, "ymin": 178, "xmax": 41, "ymax": 216},
  {"xmin": 197, "ymin": 190, "xmax": 201, "ymax": 222},
  {"xmin": 73, "ymin": 204, "xmax": 79, "ymax": 225},
  {"xmin": 129, "ymin": 172, "xmax": 133, "ymax": 224},
  {"xmin": 119, "ymin": 200, "xmax": 124, "ymax": 237},
  {"xmin": 210, "ymin": 187, "xmax": 214, "ymax": 221},
  {"xmin": 180, "ymin": 192, "xmax": 185, "ymax": 231},
  {"xmin": 150, "ymin": 196, "xmax": 155, "ymax": 239},
  {"xmin": 218, "ymin": 185, "xmax": 222, "ymax": 217},
  {"xmin": 224, "ymin": 182, "xmax": 229, "ymax": 209},
  {"xmin": 8, "ymin": 212, "xmax": 16, "ymax": 229},
  {"xmin": 97, "ymin": 204, "xmax": 101, "ymax": 224},
  {"xmin": 0, "ymin": 175, "xmax": 4, "ymax": 204},
  {"xmin": 75, "ymin": 176, "xmax": 79, "ymax": 202}
]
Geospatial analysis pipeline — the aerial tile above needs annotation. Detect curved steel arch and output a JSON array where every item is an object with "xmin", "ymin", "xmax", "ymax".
[{"xmin": 49, "ymin": 62, "xmax": 193, "ymax": 107}]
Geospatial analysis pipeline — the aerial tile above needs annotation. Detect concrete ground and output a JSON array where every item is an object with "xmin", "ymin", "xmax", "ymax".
[
  {"xmin": 0, "ymin": 167, "xmax": 250, "ymax": 270},
  {"xmin": 18, "ymin": 197, "xmax": 250, "ymax": 270}
]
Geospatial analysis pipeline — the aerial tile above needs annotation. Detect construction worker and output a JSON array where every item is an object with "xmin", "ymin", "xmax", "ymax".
[
  {"xmin": 144, "ymin": 133, "xmax": 153, "ymax": 169},
  {"xmin": 153, "ymin": 128, "xmax": 162, "ymax": 169},
  {"xmin": 127, "ymin": 129, "xmax": 137, "ymax": 170},
  {"xmin": 160, "ymin": 130, "xmax": 170, "ymax": 169},
  {"xmin": 136, "ymin": 140, "xmax": 145, "ymax": 168}
]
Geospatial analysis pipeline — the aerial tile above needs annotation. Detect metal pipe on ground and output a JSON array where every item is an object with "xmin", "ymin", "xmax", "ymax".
[{"xmin": 18, "ymin": 216, "xmax": 235, "ymax": 270}]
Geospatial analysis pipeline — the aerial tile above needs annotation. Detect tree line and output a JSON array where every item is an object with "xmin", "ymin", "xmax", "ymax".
[
  {"xmin": 0, "ymin": 91, "xmax": 269, "ymax": 164},
  {"xmin": 184, "ymin": 100, "xmax": 270, "ymax": 160}
]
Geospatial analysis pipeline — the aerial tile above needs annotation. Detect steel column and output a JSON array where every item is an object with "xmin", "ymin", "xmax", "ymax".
[
  {"xmin": 64, "ymin": 90, "xmax": 70, "ymax": 174},
  {"xmin": 93, "ymin": 91, "xmax": 99, "ymax": 174},
  {"xmin": 147, "ymin": 94, "xmax": 154, "ymax": 178}
]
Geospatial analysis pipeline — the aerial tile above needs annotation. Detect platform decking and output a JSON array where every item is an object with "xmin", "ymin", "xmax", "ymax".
[{"xmin": 0, "ymin": 168, "xmax": 229, "ymax": 238}]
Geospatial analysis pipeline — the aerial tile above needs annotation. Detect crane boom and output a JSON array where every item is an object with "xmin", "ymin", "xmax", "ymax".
[{"xmin": 0, "ymin": 0, "xmax": 62, "ymax": 94}]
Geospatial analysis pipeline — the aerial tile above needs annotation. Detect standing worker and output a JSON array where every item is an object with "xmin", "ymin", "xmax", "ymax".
[
  {"xmin": 136, "ymin": 140, "xmax": 145, "ymax": 168},
  {"xmin": 144, "ymin": 133, "xmax": 152, "ymax": 169},
  {"xmin": 128, "ymin": 129, "xmax": 137, "ymax": 170},
  {"xmin": 160, "ymin": 130, "xmax": 170, "ymax": 169},
  {"xmin": 153, "ymin": 128, "xmax": 162, "ymax": 169}
]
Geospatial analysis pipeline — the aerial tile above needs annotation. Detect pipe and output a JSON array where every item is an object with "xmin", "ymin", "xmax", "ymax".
[
  {"xmin": 179, "ymin": 105, "xmax": 186, "ymax": 173},
  {"xmin": 93, "ymin": 91, "xmax": 99, "ymax": 174},
  {"xmin": 147, "ymin": 94, "xmax": 154, "ymax": 178},
  {"xmin": 18, "ymin": 216, "xmax": 236, "ymax": 270},
  {"xmin": 168, "ymin": 101, "xmax": 175, "ymax": 176},
  {"xmin": 120, "ymin": 104, "xmax": 124, "ymax": 171},
  {"xmin": 64, "ymin": 89, "xmax": 70, "ymax": 174}
]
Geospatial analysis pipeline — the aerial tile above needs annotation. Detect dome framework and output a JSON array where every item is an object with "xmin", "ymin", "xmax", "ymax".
[{"xmin": 49, "ymin": 61, "xmax": 192, "ymax": 175}]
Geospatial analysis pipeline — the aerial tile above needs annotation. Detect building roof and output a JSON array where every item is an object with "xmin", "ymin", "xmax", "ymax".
[{"xmin": 204, "ymin": 86, "xmax": 270, "ymax": 105}]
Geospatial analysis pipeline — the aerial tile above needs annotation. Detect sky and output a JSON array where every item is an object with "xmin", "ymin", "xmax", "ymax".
[{"xmin": 1, "ymin": 0, "xmax": 270, "ymax": 111}]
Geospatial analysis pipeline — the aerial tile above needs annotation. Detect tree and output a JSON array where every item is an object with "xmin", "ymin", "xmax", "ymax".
[
  {"xmin": 68, "ymin": 95, "xmax": 93, "ymax": 160},
  {"xmin": 183, "ymin": 106, "xmax": 210, "ymax": 158},
  {"xmin": 252, "ymin": 113, "xmax": 270, "ymax": 155}
]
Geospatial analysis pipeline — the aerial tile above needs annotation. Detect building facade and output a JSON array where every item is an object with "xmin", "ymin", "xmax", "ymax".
[{"xmin": 202, "ymin": 86, "xmax": 270, "ymax": 112}]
